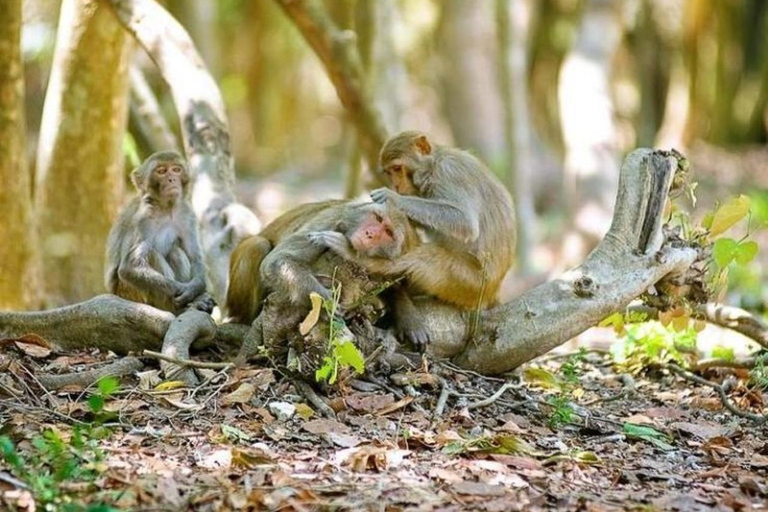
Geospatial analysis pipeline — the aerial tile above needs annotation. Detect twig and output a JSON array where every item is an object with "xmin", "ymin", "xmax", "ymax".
[
  {"xmin": 36, "ymin": 357, "xmax": 144, "ymax": 391},
  {"xmin": 294, "ymin": 380, "xmax": 336, "ymax": 419},
  {"xmin": 664, "ymin": 363, "xmax": 767, "ymax": 424},
  {"xmin": 143, "ymin": 350, "xmax": 233, "ymax": 370},
  {"xmin": 467, "ymin": 381, "xmax": 520, "ymax": 410},
  {"xmin": 690, "ymin": 357, "xmax": 757, "ymax": 372},
  {"xmin": 433, "ymin": 379, "xmax": 452, "ymax": 418}
]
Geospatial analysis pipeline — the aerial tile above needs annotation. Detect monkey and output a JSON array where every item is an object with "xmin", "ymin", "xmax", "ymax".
[
  {"xmin": 316, "ymin": 131, "xmax": 516, "ymax": 317},
  {"xmin": 230, "ymin": 200, "xmax": 423, "ymax": 362},
  {"xmin": 105, "ymin": 151, "xmax": 214, "ymax": 315},
  {"xmin": 225, "ymin": 200, "xmax": 418, "ymax": 325}
]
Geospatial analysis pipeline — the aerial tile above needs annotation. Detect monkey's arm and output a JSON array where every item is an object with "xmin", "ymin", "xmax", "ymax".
[
  {"xmin": 176, "ymin": 214, "xmax": 208, "ymax": 306},
  {"xmin": 371, "ymin": 189, "xmax": 479, "ymax": 244},
  {"xmin": 261, "ymin": 234, "xmax": 334, "ymax": 306},
  {"xmin": 119, "ymin": 241, "xmax": 181, "ymax": 297}
]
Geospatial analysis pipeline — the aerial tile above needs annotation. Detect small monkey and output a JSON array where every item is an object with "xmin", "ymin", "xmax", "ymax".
[{"xmin": 105, "ymin": 151, "xmax": 213, "ymax": 314}]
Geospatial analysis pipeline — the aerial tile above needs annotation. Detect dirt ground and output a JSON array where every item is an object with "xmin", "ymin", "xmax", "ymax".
[{"xmin": 1, "ymin": 339, "xmax": 767, "ymax": 512}]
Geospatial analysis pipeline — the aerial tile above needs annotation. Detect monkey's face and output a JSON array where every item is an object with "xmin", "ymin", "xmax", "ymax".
[
  {"xmin": 381, "ymin": 160, "xmax": 418, "ymax": 196},
  {"xmin": 348, "ymin": 208, "xmax": 403, "ymax": 259},
  {"xmin": 149, "ymin": 160, "xmax": 188, "ymax": 203}
]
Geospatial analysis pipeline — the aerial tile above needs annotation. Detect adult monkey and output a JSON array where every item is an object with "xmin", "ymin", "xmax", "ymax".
[
  {"xmin": 318, "ymin": 131, "xmax": 516, "ymax": 315},
  {"xmin": 105, "ymin": 151, "xmax": 214, "ymax": 314},
  {"xmin": 226, "ymin": 200, "xmax": 418, "ymax": 325}
]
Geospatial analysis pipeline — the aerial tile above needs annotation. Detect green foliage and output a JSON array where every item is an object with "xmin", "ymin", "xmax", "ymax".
[
  {"xmin": 711, "ymin": 346, "xmax": 735, "ymax": 361},
  {"xmin": 443, "ymin": 433, "xmax": 538, "ymax": 456},
  {"xmin": 315, "ymin": 281, "xmax": 365, "ymax": 385},
  {"xmin": 749, "ymin": 354, "xmax": 768, "ymax": 391},
  {"xmin": 611, "ymin": 321, "xmax": 698, "ymax": 373},
  {"xmin": 623, "ymin": 423, "xmax": 674, "ymax": 451},
  {"xmin": 546, "ymin": 395, "xmax": 576, "ymax": 428},
  {"xmin": 0, "ymin": 378, "xmax": 122, "ymax": 510}
]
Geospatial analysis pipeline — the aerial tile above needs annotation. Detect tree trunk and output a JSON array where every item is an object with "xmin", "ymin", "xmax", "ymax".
[
  {"xmin": 437, "ymin": 0, "xmax": 505, "ymax": 164},
  {"xmin": 0, "ymin": 0, "xmax": 38, "ymax": 309},
  {"xmin": 496, "ymin": 0, "xmax": 537, "ymax": 275},
  {"xmin": 35, "ymin": 0, "xmax": 133, "ymax": 305},
  {"xmin": 105, "ymin": 0, "xmax": 262, "ymax": 304},
  {"xmin": 557, "ymin": 0, "xmax": 623, "ymax": 265}
]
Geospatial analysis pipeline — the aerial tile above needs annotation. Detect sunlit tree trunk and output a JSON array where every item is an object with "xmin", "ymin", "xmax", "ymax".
[
  {"xmin": 497, "ymin": 0, "xmax": 536, "ymax": 275},
  {"xmin": 0, "ymin": 0, "xmax": 39, "ymax": 309},
  {"xmin": 557, "ymin": 0, "xmax": 623, "ymax": 265},
  {"xmin": 437, "ymin": 0, "xmax": 505, "ymax": 164},
  {"xmin": 36, "ymin": 0, "xmax": 132, "ymax": 305}
]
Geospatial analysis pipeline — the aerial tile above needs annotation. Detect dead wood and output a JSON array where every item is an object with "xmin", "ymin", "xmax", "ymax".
[
  {"xmin": 37, "ymin": 356, "xmax": 144, "ymax": 391},
  {"xmin": 159, "ymin": 309, "xmax": 217, "ymax": 385}
]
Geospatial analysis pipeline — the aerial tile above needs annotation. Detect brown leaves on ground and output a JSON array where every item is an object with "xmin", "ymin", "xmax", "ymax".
[{"xmin": 0, "ymin": 346, "xmax": 766, "ymax": 511}]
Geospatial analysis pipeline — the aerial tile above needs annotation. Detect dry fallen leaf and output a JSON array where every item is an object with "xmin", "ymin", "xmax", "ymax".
[
  {"xmin": 299, "ymin": 292, "xmax": 324, "ymax": 335},
  {"xmin": 221, "ymin": 382, "xmax": 256, "ymax": 406}
]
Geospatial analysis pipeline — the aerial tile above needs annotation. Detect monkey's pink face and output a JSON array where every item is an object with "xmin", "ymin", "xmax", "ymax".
[
  {"xmin": 150, "ymin": 162, "xmax": 187, "ymax": 201},
  {"xmin": 349, "ymin": 209, "xmax": 402, "ymax": 259}
]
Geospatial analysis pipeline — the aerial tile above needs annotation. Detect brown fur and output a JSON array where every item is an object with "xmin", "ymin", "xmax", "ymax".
[
  {"xmin": 374, "ymin": 131, "xmax": 516, "ymax": 309},
  {"xmin": 225, "ymin": 200, "xmax": 417, "ymax": 324}
]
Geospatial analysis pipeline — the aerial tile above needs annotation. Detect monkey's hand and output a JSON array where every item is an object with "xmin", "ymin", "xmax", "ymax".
[
  {"xmin": 174, "ymin": 278, "xmax": 206, "ymax": 309},
  {"xmin": 370, "ymin": 187, "xmax": 396, "ymax": 205},
  {"xmin": 396, "ymin": 315, "xmax": 430, "ymax": 354},
  {"xmin": 307, "ymin": 231, "xmax": 356, "ymax": 261},
  {"xmin": 188, "ymin": 292, "xmax": 216, "ymax": 314}
]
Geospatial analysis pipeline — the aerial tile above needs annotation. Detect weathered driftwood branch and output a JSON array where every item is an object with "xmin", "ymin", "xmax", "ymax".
[
  {"xmin": 159, "ymin": 309, "xmax": 217, "ymax": 385},
  {"xmin": 128, "ymin": 65, "xmax": 180, "ymax": 154},
  {"xmin": 275, "ymin": 0, "xmax": 387, "ymax": 169},
  {"xmin": 37, "ymin": 356, "xmax": 144, "ymax": 391},
  {"xmin": 421, "ymin": 150, "xmax": 699, "ymax": 374},
  {"xmin": 0, "ymin": 294, "xmax": 246, "ymax": 355},
  {"xmin": 105, "ymin": 0, "xmax": 261, "ymax": 304}
]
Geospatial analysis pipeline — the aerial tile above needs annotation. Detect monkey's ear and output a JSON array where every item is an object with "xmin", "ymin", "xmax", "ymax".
[
  {"xmin": 130, "ymin": 166, "xmax": 145, "ymax": 191},
  {"xmin": 414, "ymin": 135, "xmax": 432, "ymax": 155}
]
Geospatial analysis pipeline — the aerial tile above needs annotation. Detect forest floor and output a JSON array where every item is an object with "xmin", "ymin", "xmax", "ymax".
[{"xmin": 1, "ymin": 338, "xmax": 767, "ymax": 511}]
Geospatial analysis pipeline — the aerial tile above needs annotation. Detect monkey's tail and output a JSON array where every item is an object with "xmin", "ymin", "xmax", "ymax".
[{"xmin": 225, "ymin": 235, "xmax": 272, "ymax": 324}]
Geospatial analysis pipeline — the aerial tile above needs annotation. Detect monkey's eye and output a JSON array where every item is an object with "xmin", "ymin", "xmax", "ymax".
[
  {"xmin": 156, "ymin": 166, "xmax": 167, "ymax": 175},
  {"xmin": 170, "ymin": 166, "xmax": 182, "ymax": 173},
  {"xmin": 391, "ymin": 164, "xmax": 403, "ymax": 174},
  {"xmin": 373, "ymin": 213, "xmax": 383, "ymax": 222},
  {"xmin": 385, "ymin": 227, "xmax": 394, "ymax": 238}
]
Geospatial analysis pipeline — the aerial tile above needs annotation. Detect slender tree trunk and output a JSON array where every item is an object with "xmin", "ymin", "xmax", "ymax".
[
  {"xmin": 437, "ymin": 0, "xmax": 505, "ymax": 164},
  {"xmin": 557, "ymin": 0, "xmax": 623, "ymax": 265},
  {"xmin": 0, "ymin": 0, "xmax": 39, "ymax": 309},
  {"xmin": 497, "ymin": 0, "xmax": 536, "ymax": 275},
  {"xmin": 35, "ymin": 0, "xmax": 133, "ymax": 305}
]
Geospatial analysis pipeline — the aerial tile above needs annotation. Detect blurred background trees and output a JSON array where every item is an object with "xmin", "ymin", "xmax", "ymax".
[{"xmin": 6, "ymin": 0, "xmax": 768, "ymax": 307}]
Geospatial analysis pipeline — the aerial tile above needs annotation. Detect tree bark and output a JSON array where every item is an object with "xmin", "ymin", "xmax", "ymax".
[
  {"xmin": 35, "ymin": 0, "xmax": 133, "ymax": 305},
  {"xmin": 274, "ymin": 0, "xmax": 388, "ymax": 172},
  {"xmin": 128, "ymin": 65, "xmax": 180, "ymax": 155},
  {"xmin": 0, "ymin": 0, "xmax": 39, "ymax": 309},
  {"xmin": 104, "ymin": 0, "xmax": 262, "ymax": 304},
  {"xmin": 437, "ymin": 0, "xmax": 505, "ymax": 164},
  {"xmin": 557, "ymin": 0, "xmax": 624, "ymax": 265},
  {"xmin": 496, "ymin": 0, "xmax": 537, "ymax": 275}
]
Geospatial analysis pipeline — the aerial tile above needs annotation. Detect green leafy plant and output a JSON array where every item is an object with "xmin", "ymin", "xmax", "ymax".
[
  {"xmin": 0, "ymin": 377, "xmax": 121, "ymax": 510},
  {"xmin": 315, "ymin": 282, "xmax": 365, "ymax": 385},
  {"xmin": 749, "ymin": 354, "xmax": 768, "ymax": 391},
  {"xmin": 623, "ymin": 423, "xmax": 674, "ymax": 451},
  {"xmin": 610, "ymin": 321, "xmax": 698, "ymax": 374},
  {"xmin": 546, "ymin": 395, "xmax": 576, "ymax": 428}
]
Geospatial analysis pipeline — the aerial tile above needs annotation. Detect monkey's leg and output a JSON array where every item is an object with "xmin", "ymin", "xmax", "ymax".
[
  {"xmin": 388, "ymin": 285, "xmax": 430, "ymax": 352},
  {"xmin": 394, "ymin": 244, "xmax": 496, "ymax": 310}
]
